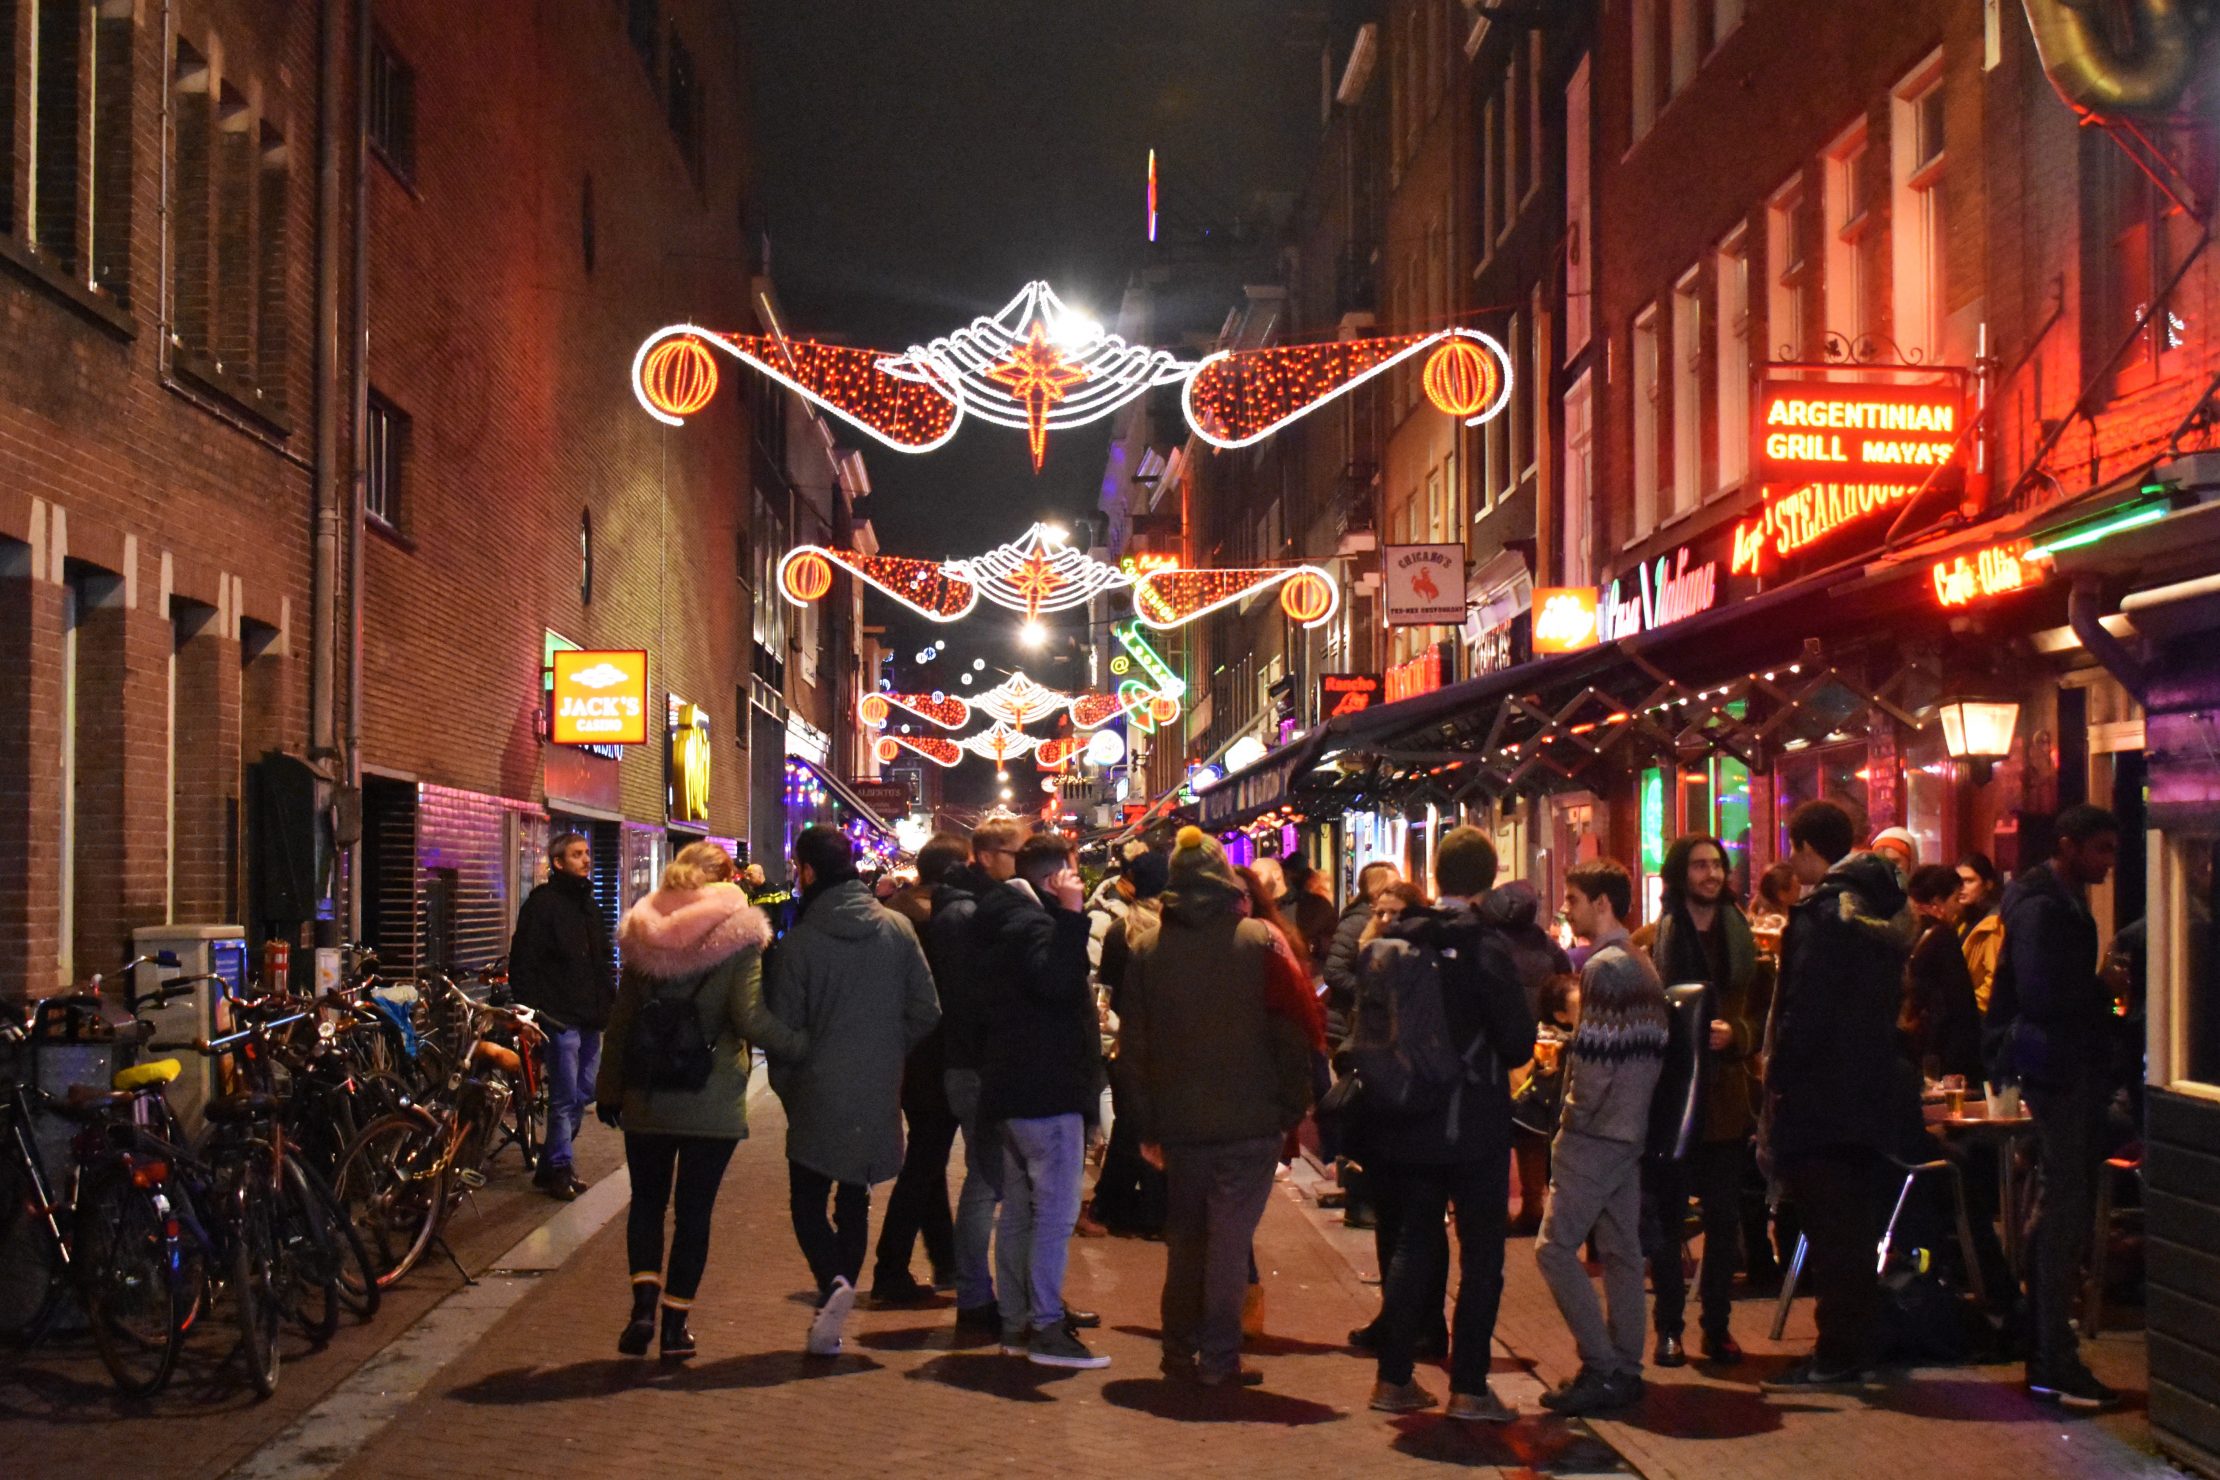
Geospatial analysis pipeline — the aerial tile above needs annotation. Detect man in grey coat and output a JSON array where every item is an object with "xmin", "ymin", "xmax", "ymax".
[{"xmin": 767, "ymin": 825, "xmax": 941, "ymax": 1357}]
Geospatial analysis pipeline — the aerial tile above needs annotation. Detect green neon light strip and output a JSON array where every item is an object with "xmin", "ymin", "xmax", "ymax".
[{"xmin": 2023, "ymin": 502, "xmax": 2169, "ymax": 560}]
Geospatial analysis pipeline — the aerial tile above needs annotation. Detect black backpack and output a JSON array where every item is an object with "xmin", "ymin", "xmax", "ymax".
[
  {"xmin": 1340, "ymin": 930, "xmax": 1487, "ymax": 1138},
  {"xmin": 623, "ymin": 972, "xmax": 720, "ymax": 1093}
]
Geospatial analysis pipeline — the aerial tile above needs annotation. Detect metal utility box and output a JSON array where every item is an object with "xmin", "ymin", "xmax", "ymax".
[{"xmin": 130, "ymin": 925, "xmax": 250, "ymax": 1130}]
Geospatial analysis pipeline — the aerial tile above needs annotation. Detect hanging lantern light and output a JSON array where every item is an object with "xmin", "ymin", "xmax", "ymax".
[
  {"xmin": 1279, "ymin": 570, "xmax": 1336, "ymax": 624},
  {"xmin": 1422, "ymin": 338, "xmax": 1499, "ymax": 420},
  {"xmin": 641, "ymin": 335, "xmax": 721, "ymax": 419}
]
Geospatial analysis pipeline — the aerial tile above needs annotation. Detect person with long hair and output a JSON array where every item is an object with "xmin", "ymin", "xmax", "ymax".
[{"xmin": 597, "ymin": 841, "xmax": 807, "ymax": 1359}]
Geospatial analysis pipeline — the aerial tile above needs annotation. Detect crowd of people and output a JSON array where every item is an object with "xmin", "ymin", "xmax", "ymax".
[{"xmin": 497, "ymin": 794, "xmax": 2139, "ymax": 1418}]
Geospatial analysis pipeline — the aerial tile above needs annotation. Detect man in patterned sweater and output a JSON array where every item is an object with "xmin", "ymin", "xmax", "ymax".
[{"xmin": 1534, "ymin": 858, "xmax": 1668, "ymax": 1416}]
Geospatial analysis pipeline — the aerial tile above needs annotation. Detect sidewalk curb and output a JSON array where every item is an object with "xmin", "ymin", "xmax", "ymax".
[{"xmin": 223, "ymin": 1070, "xmax": 767, "ymax": 1480}]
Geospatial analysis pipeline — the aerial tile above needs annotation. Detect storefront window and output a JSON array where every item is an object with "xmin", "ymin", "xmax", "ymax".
[
  {"xmin": 1641, "ymin": 767, "xmax": 1669, "ymax": 922},
  {"xmin": 1904, "ymin": 728, "xmax": 1952, "ymax": 876},
  {"xmin": 1774, "ymin": 743, "xmax": 1870, "ymax": 857},
  {"xmin": 2178, "ymin": 840, "xmax": 2220, "ymax": 1085}
]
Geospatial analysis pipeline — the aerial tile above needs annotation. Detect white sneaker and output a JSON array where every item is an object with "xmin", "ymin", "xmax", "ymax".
[{"xmin": 807, "ymin": 1277, "xmax": 856, "ymax": 1356}]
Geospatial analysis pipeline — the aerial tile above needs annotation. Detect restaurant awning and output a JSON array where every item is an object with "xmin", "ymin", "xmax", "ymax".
[{"xmin": 789, "ymin": 755, "xmax": 899, "ymax": 838}]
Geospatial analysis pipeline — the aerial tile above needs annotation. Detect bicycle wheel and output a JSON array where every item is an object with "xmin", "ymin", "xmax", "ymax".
[
  {"xmin": 275, "ymin": 1155, "xmax": 342, "ymax": 1343},
  {"xmin": 334, "ymin": 1113, "xmax": 447, "ymax": 1289},
  {"xmin": 229, "ymin": 1176, "xmax": 284, "ymax": 1398},
  {"xmin": 0, "ymin": 1146, "xmax": 68, "ymax": 1347},
  {"xmin": 75, "ymin": 1163, "xmax": 188, "ymax": 1397},
  {"xmin": 293, "ymin": 1155, "xmax": 379, "ymax": 1321}
]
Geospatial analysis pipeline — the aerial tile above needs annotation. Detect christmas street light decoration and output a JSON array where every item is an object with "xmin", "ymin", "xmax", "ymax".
[
  {"xmin": 1131, "ymin": 564, "xmax": 1341, "ymax": 630},
  {"xmin": 956, "ymin": 523, "xmax": 1131, "ymax": 618},
  {"xmin": 876, "ymin": 734, "xmax": 963, "ymax": 768},
  {"xmin": 778, "ymin": 545, "xmax": 979, "ymax": 621},
  {"xmin": 860, "ymin": 691, "xmax": 972, "ymax": 730},
  {"xmin": 634, "ymin": 285, "xmax": 1511, "ymax": 469},
  {"xmin": 970, "ymin": 671, "xmax": 1068, "ymax": 727}
]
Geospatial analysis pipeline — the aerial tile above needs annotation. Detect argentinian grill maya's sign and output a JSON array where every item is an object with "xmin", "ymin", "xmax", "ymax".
[{"xmin": 1738, "ymin": 377, "xmax": 1966, "ymax": 575}]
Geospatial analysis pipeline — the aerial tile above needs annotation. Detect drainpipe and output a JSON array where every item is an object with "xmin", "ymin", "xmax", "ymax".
[
  {"xmin": 345, "ymin": 0, "xmax": 371, "ymax": 942},
  {"xmin": 309, "ymin": 0, "xmax": 345, "ymax": 942},
  {"xmin": 2068, "ymin": 574, "xmax": 2149, "ymax": 708}
]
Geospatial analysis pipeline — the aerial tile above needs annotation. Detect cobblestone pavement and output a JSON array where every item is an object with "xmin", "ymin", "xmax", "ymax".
[{"xmin": 9, "ymin": 1086, "xmax": 2169, "ymax": 1479}]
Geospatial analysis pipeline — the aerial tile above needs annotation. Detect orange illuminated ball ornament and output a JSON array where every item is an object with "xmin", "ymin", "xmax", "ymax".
[
  {"xmin": 859, "ymin": 693, "xmax": 890, "ymax": 727},
  {"xmin": 1423, "ymin": 339, "xmax": 1499, "ymax": 419},
  {"xmin": 782, "ymin": 551, "xmax": 833, "ymax": 603},
  {"xmin": 1150, "ymin": 695, "xmax": 1181, "ymax": 724},
  {"xmin": 642, "ymin": 336, "xmax": 720, "ymax": 419},
  {"xmin": 1279, "ymin": 571, "xmax": 1334, "ymax": 624},
  {"xmin": 874, "ymin": 736, "xmax": 901, "ymax": 764}
]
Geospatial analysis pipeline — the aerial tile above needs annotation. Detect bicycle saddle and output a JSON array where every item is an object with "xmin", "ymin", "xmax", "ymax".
[
  {"xmin": 202, "ymin": 1092, "xmax": 281, "ymax": 1123},
  {"xmin": 113, "ymin": 1058, "xmax": 183, "ymax": 1091}
]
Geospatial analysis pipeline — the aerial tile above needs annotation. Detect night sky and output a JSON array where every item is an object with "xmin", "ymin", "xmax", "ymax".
[{"xmin": 738, "ymin": 2, "xmax": 1325, "ymax": 803}]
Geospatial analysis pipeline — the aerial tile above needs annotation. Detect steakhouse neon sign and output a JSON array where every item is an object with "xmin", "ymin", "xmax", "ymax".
[{"xmin": 1731, "ymin": 481, "xmax": 1919, "ymax": 574}]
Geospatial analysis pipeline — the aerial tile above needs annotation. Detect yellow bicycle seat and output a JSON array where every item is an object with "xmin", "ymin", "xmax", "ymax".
[{"xmin": 113, "ymin": 1059, "xmax": 183, "ymax": 1091}]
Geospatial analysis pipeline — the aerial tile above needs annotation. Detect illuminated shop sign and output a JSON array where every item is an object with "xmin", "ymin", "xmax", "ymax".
[
  {"xmin": 1932, "ymin": 541, "xmax": 2044, "ymax": 608},
  {"xmin": 1754, "ymin": 379, "xmax": 1963, "ymax": 485},
  {"xmin": 1597, "ymin": 546, "xmax": 1720, "ymax": 642},
  {"xmin": 1318, "ymin": 672, "xmax": 1383, "ymax": 719},
  {"xmin": 1731, "ymin": 481, "xmax": 1920, "ymax": 575},
  {"xmin": 1532, "ymin": 588, "xmax": 1600, "ymax": 653},
  {"xmin": 1382, "ymin": 544, "xmax": 1467, "ymax": 626},
  {"xmin": 1385, "ymin": 642, "xmax": 1456, "ymax": 703},
  {"xmin": 551, "ymin": 649, "xmax": 649, "ymax": 745},
  {"xmin": 667, "ymin": 698, "xmax": 711, "ymax": 823}
]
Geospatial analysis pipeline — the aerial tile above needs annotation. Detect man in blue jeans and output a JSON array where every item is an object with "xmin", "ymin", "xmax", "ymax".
[
  {"xmin": 508, "ymin": 831, "xmax": 616, "ymax": 1200},
  {"xmin": 927, "ymin": 817, "xmax": 1026, "ymax": 1333},
  {"xmin": 972, "ymin": 831, "xmax": 1109, "ymax": 1369}
]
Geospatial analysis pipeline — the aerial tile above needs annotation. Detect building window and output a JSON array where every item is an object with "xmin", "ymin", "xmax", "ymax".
[
  {"xmin": 1671, "ymin": 266, "xmax": 1704, "ymax": 516},
  {"xmin": 1891, "ymin": 55, "xmax": 1947, "ymax": 364},
  {"xmin": 214, "ymin": 83, "xmax": 252, "ymax": 370},
  {"xmin": 1632, "ymin": 0, "xmax": 1660, "ymax": 140},
  {"xmin": 1669, "ymin": 0, "xmax": 1701, "ymax": 95},
  {"xmin": 256, "ymin": 125, "xmax": 289, "ymax": 404},
  {"xmin": 89, "ymin": 2, "xmax": 133, "ymax": 303},
  {"xmin": 1565, "ymin": 56, "xmax": 1593, "ymax": 358},
  {"xmin": 1502, "ymin": 46, "xmax": 1522, "ymax": 237},
  {"xmin": 1824, "ymin": 122, "xmax": 1871, "ymax": 348},
  {"xmin": 1767, "ymin": 176, "xmax": 1807, "ymax": 358},
  {"xmin": 368, "ymin": 31, "xmax": 415, "ymax": 182},
  {"xmin": 366, "ymin": 394, "xmax": 408, "ymax": 531},
  {"xmin": 1482, "ymin": 95, "xmax": 1500, "ymax": 250},
  {"xmin": 2102, "ymin": 126, "xmax": 2203, "ymax": 395},
  {"xmin": 1715, "ymin": 228, "xmax": 1751, "ymax": 489},
  {"xmin": 1633, "ymin": 305, "xmax": 1662, "ymax": 534},
  {"xmin": 667, "ymin": 24, "xmax": 704, "ymax": 185},
  {"xmin": 0, "ymin": 2, "xmax": 14, "ymax": 236},
  {"xmin": 1563, "ymin": 369, "xmax": 1594, "ymax": 583},
  {"xmin": 170, "ymin": 42, "xmax": 211, "ymax": 350},
  {"xmin": 31, "ymin": 0, "xmax": 82, "ymax": 269}
]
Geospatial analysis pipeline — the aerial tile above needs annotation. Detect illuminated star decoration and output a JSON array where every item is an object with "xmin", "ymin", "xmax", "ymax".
[
  {"xmin": 952, "ymin": 523, "xmax": 1131, "ymax": 618},
  {"xmin": 633, "ymin": 284, "xmax": 1511, "ymax": 470},
  {"xmin": 985, "ymin": 324, "xmax": 1089, "ymax": 470}
]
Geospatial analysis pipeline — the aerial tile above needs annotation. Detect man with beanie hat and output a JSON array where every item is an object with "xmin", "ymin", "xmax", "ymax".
[
  {"xmin": 1090, "ymin": 848, "xmax": 1172, "ymax": 1234},
  {"xmin": 1351, "ymin": 825, "xmax": 1536, "ymax": 1421},
  {"xmin": 1122, "ymin": 827, "xmax": 1314, "ymax": 1386}
]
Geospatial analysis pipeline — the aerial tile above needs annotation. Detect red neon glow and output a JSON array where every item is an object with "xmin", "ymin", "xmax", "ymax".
[
  {"xmin": 1133, "ymin": 566, "xmax": 1341, "ymax": 630},
  {"xmin": 1730, "ymin": 482, "xmax": 1919, "ymax": 575},
  {"xmin": 711, "ymin": 331, "xmax": 960, "ymax": 449},
  {"xmin": 642, "ymin": 337, "xmax": 720, "ymax": 418},
  {"xmin": 1422, "ymin": 339, "xmax": 1501, "ymax": 419},
  {"xmin": 1068, "ymin": 693, "xmax": 1127, "ymax": 730},
  {"xmin": 878, "ymin": 733, "xmax": 963, "ymax": 768},
  {"xmin": 1035, "ymin": 737, "xmax": 1082, "ymax": 770},
  {"xmin": 984, "ymin": 324, "xmax": 1090, "ymax": 471},
  {"xmin": 1146, "ymin": 149, "xmax": 1158, "ymax": 243},
  {"xmin": 1279, "ymin": 570, "xmax": 1335, "ymax": 624},
  {"xmin": 781, "ymin": 546, "xmax": 978, "ymax": 620}
]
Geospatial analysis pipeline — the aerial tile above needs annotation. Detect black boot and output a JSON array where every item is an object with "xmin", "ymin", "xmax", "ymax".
[
  {"xmin": 660, "ymin": 1304, "xmax": 696, "ymax": 1360},
  {"xmin": 618, "ymin": 1283, "xmax": 658, "ymax": 1356}
]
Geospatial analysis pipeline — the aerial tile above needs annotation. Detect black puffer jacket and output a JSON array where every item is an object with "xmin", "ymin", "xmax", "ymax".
[
  {"xmin": 508, "ymin": 871, "xmax": 615, "ymax": 1030},
  {"xmin": 1765, "ymin": 852, "xmax": 1917, "ymax": 1158},
  {"xmin": 972, "ymin": 879, "xmax": 1098, "ymax": 1121},
  {"xmin": 1988, "ymin": 861, "xmax": 2114, "ymax": 1088},
  {"xmin": 926, "ymin": 864, "xmax": 992, "ymax": 1073},
  {"xmin": 1479, "ymin": 881, "xmax": 1572, "ymax": 1020},
  {"xmin": 1322, "ymin": 897, "xmax": 1374, "ymax": 1023}
]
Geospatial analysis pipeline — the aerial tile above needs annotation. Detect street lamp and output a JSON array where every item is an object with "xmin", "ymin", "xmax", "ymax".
[
  {"xmin": 1938, "ymin": 697, "xmax": 2019, "ymax": 783},
  {"xmin": 1020, "ymin": 620, "xmax": 1048, "ymax": 649}
]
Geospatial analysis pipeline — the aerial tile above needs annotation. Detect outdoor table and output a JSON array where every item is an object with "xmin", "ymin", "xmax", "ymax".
[{"xmin": 1924, "ymin": 1100, "xmax": 2038, "ymax": 1271}]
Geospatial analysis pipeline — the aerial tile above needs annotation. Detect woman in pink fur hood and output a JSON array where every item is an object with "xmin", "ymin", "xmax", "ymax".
[{"xmin": 597, "ymin": 841, "xmax": 809, "ymax": 1360}]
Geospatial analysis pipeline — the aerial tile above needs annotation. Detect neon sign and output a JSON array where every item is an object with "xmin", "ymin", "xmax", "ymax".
[
  {"xmin": 1932, "ymin": 542, "xmax": 2042, "ymax": 608},
  {"xmin": 550, "ymin": 649, "xmax": 649, "ymax": 746},
  {"xmin": 1597, "ymin": 547, "xmax": 1719, "ymax": 642},
  {"xmin": 1532, "ymin": 588, "xmax": 1600, "ymax": 653},
  {"xmin": 1384, "ymin": 644, "xmax": 1453, "ymax": 703},
  {"xmin": 1754, "ymin": 380, "xmax": 1963, "ymax": 485},
  {"xmin": 1730, "ymin": 482, "xmax": 1920, "ymax": 575}
]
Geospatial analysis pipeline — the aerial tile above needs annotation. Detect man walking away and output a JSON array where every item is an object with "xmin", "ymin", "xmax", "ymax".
[
  {"xmin": 1642, "ymin": 836, "xmax": 1761, "ymax": 1367},
  {"xmin": 509, "ymin": 831, "xmax": 615, "ymax": 1200},
  {"xmin": 870, "ymin": 833, "xmax": 971, "ymax": 1306},
  {"xmin": 1122, "ymin": 828, "xmax": 1314, "ymax": 1387},
  {"xmin": 1535, "ymin": 859, "xmax": 1666, "ymax": 1416},
  {"xmin": 1089, "ymin": 849, "xmax": 1172, "ymax": 1236},
  {"xmin": 1354, "ymin": 827, "xmax": 1537, "ymax": 1420},
  {"xmin": 974, "ymin": 831, "xmax": 1109, "ymax": 1369},
  {"xmin": 930, "ymin": 818, "xmax": 1025, "ymax": 1335},
  {"xmin": 1991, "ymin": 804, "xmax": 2124, "ymax": 1410},
  {"xmin": 1761, "ymin": 801, "xmax": 1916, "ymax": 1394},
  {"xmin": 766, "ymin": 826, "xmax": 940, "ymax": 1357}
]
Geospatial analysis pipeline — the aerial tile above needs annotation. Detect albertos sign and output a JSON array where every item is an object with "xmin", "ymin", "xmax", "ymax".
[
  {"xmin": 1754, "ymin": 379, "xmax": 1963, "ymax": 485},
  {"xmin": 551, "ymin": 649, "xmax": 649, "ymax": 745}
]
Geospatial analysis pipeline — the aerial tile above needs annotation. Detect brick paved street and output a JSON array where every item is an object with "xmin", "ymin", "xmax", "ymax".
[{"xmin": 4, "ymin": 1083, "xmax": 2172, "ymax": 1479}]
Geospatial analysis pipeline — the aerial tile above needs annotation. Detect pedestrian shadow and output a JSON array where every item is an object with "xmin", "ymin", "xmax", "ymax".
[
  {"xmin": 906, "ymin": 1352, "xmax": 1077, "ymax": 1404},
  {"xmin": 1097, "ymin": 1377, "xmax": 1343, "ymax": 1426},
  {"xmin": 1110, "ymin": 1323, "xmax": 1349, "ymax": 1358},
  {"xmin": 1609, "ymin": 1379, "xmax": 1792, "ymax": 1439},
  {"xmin": 1864, "ymin": 1374, "xmax": 2147, "ymax": 1423},
  {"xmin": 444, "ymin": 1350, "xmax": 884, "ymax": 1404},
  {"xmin": 1388, "ymin": 1415, "xmax": 1626, "ymax": 1472},
  {"xmin": 854, "ymin": 1322, "xmax": 959, "ymax": 1353}
]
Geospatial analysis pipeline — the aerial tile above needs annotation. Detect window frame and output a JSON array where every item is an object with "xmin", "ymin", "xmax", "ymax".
[
  {"xmin": 1632, "ymin": 304, "xmax": 1663, "ymax": 539},
  {"xmin": 1714, "ymin": 226, "xmax": 1751, "ymax": 493},
  {"xmin": 367, "ymin": 29, "xmax": 416, "ymax": 185},
  {"xmin": 365, "ymin": 391, "xmax": 409, "ymax": 535}
]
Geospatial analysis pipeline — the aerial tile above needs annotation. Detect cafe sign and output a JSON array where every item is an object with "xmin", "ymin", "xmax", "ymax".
[
  {"xmin": 1932, "ymin": 541, "xmax": 2043, "ymax": 608},
  {"xmin": 551, "ymin": 649, "xmax": 649, "ymax": 745},
  {"xmin": 1532, "ymin": 587, "xmax": 1600, "ymax": 653}
]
